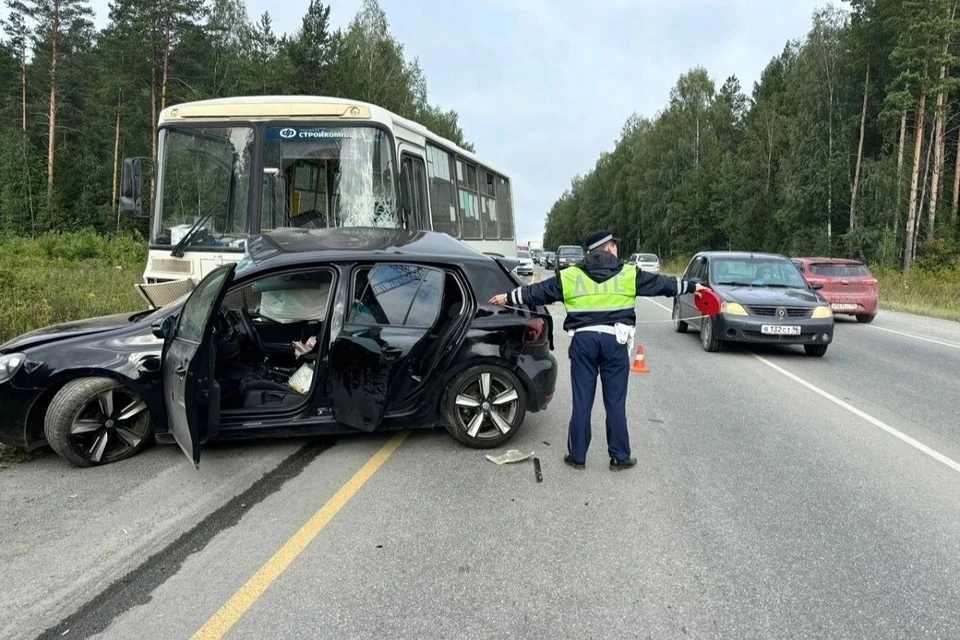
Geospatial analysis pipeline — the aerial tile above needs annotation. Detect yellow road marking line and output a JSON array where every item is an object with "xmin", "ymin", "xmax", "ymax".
[{"xmin": 191, "ymin": 431, "xmax": 410, "ymax": 640}]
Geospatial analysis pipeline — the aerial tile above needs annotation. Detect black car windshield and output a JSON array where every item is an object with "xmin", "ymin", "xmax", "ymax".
[
  {"xmin": 712, "ymin": 258, "xmax": 808, "ymax": 288},
  {"xmin": 558, "ymin": 247, "xmax": 583, "ymax": 256}
]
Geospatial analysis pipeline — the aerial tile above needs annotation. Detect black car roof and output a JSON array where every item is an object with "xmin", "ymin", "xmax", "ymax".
[{"xmin": 242, "ymin": 227, "xmax": 494, "ymax": 269}]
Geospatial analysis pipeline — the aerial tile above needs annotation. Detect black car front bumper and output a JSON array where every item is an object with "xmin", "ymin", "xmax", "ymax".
[
  {"xmin": 0, "ymin": 383, "xmax": 44, "ymax": 450},
  {"xmin": 712, "ymin": 314, "xmax": 834, "ymax": 346}
]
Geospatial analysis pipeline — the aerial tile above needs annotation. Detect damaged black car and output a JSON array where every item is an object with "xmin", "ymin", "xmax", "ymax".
[{"xmin": 0, "ymin": 227, "xmax": 558, "ymax": 467}]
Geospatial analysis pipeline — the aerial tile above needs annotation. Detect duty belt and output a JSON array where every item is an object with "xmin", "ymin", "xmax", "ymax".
[
  {"xmin": 568, "ymin": 323, "xmax": 636, "ymax": 352},
  {"xmin": 568, "ymin": 325, "xmax": 617, "ymax": 337}
]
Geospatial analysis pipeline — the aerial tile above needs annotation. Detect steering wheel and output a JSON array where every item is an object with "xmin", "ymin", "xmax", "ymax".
[
  {"xmin": 212, "ymin": 306, "xmax": 233, "ymax": 339},
  {"xmin": 236, "ymin": 307, "xmax": 266, "ymax": 361}
]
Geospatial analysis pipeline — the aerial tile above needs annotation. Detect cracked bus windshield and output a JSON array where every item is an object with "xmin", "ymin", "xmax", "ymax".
[
  {"xmin": 261, "ymin": 126, "xmax": 396, "ymax": 231},
  {"xmin": 151, "ymin": 124, "xmax": 397, "ymax": 250}
]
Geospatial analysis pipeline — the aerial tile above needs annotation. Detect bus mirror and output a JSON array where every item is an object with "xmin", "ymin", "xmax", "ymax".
[{"xmin": 119, "ymin": 158, "xmax": 145, "ymax": 218}]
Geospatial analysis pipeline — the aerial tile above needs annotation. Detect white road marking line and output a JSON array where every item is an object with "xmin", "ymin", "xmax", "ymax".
[
  {"xmin": 644, "ymin": 298, "xmax": 672, "ymax": 312},
  {"xmin": 643, "ymin": 296, "xmax": 960, "ymax": 475},
  {"xmin": 866, "ymin": 325, "xmax": 960, "ymax": 350},
  {"xmin": 751, "ymin": 354, "xmax": 960, "ymax": 475}
]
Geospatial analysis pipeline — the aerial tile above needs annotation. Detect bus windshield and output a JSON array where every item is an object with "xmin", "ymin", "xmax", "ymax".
[
  {"xmin": 151, "ymin": 124, "xmax": 398, "ymax": 249},
  {"xmin": 261, "ymin": 125, "xmax": 396, "ymax": 231},
  {"xmin": 152, "ymin": 125, "xmax": 255, "ymax": 248}
]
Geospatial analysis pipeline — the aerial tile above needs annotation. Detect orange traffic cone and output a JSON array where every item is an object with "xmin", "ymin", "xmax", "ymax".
[{"xmin": 630, "ymin": 345, "xmax": 650, "ymax": 374}]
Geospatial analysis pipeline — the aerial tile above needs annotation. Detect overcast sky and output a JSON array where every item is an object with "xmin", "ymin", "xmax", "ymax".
[{"xmin": 81, "ymin": 0, "xmax": 831, "ymax": 243}]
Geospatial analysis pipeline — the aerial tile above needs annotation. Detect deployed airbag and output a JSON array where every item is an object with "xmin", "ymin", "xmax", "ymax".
[{"xmin": 259, "ymin": 281, "xmax": 330, "ymax": 324}]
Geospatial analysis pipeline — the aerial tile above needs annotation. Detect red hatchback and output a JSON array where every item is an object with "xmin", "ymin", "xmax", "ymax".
[{"xmin": 792, "ymin": 258, "xmax": 879, "ymax": 323}]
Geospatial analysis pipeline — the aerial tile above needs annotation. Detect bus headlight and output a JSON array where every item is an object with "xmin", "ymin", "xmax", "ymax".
[{"xmin": 0, "ymin": 353, "xmax": 26, "ymax": 384}]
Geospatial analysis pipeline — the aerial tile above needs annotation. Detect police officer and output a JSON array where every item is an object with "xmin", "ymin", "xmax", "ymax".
[{"xmin": 489, "ymin": 230, "xmax": 705, "ymax": 471}]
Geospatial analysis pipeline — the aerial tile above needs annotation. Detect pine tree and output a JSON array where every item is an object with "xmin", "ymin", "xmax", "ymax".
[{"xmin": 24, "ymin": 0, "xmax": 94, "ymax": 206}]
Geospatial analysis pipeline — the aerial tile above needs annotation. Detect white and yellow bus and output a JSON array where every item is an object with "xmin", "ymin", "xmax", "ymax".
[{"xmin": 119, "ymin": 95, "xmax": 517, "ymax": 307}]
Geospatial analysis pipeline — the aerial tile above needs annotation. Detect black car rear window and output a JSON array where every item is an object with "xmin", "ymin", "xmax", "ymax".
[
  {"xmin": 349, "ymin": 264, "xmax": 444, "ymax": 328},
  {"xmin": 809, "ymin": 263, "xmax": 871, "ymax": 278},
  {"xmin": 558, "ymin": 247, "xmax": 583, "ymax": 256}
]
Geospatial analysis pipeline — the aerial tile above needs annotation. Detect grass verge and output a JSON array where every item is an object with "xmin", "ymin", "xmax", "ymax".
[
  {"xmin": 0, "ymin": 231, "xmax": 147, "ymax": 468},
  {"xmin": 0, "ymin": 231, "xmax": 147, "ymax": 344},
  {"xmin": 874, "ymin": 268, "xmax": 960, "ymax": 323}
]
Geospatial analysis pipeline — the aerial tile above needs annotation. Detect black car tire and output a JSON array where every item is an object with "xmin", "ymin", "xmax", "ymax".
[
  {"xmin": 45, "ymin": 377, "xmax": 153, "ymax": 468},
  {"xmin": 856, "ymin": 314, "xmax": 876, "ymax": 324},
  {"xmin": 804, "ymin": 344, "xmax": 829, "ymax": 357},
  {"xmin": 441, "ymin": 365, "xmax": 526, "ymax": 449},
  {"xmin": 673, "ymin": 300, "xmax": 688, "ymax": 333},
  {"xmin": 700, "ymin": 317, "xmax": 723, "ymax": 352}
]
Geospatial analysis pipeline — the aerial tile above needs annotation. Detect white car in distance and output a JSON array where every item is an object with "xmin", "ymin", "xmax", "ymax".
[
  {"xmin": 631, "ymin": 252, "xmax": 660, "ymax": 273},
  {"xmin": 515, "ymin": 250, "xmax": 535, "ymax": 276}
]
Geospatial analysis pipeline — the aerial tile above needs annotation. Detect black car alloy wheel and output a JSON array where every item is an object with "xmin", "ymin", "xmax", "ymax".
[
  {"xmin": 442, "ymin": 365, "xmax": 526, "ymax": 449},
  {"xmin": 44, "ymin": 377, "xmax": 153, "ymax": 467}
]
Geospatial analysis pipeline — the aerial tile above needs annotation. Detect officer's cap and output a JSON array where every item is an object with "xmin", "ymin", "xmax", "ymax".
[{"xmin": 583, "ymin": 229, "xmax": 621, "ymax": 252}]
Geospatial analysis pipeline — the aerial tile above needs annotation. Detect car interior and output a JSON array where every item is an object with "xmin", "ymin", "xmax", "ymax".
[
  {"xmin": 211, "ymin": 268, "xmax": 335, "ymax": 411},
  {"xmin": 209, "ymin": 264, "xmax": 468, "ymax": 414},
  {"xmin": 345, "ymin": 264, "xmax": 468, "ymax": 403}
]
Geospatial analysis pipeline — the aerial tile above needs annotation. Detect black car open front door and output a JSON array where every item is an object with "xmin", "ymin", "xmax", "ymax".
[
  {"xmin": 330, "ymin": 263, "xmax": 444, "ymax": 431},
  {"xmin": 161, "ymin": 264, "xmax": 236, "ymax": 467}
]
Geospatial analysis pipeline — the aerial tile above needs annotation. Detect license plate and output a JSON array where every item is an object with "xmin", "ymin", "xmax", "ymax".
[
  {"xmin": 761, "ymin": 325, "xmax": 801, "ymax": 336},
  {"xmin": 831, "ymin": 303, "xmax": 858, "ymax": 311}
]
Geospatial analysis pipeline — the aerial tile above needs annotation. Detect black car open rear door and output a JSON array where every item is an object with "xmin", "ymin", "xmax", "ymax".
[
  {"xmin": 329, "ymin": 263, "xmax": 444, "ymax": 431},
  {"xmin": 161, "ymin": 264, "xmax": 236, "ymax": 467}
]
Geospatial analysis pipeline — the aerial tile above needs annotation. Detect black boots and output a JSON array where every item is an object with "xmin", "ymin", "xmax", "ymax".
[
  {"xmin": 563, "ymin": 454, "xmax": 638, "ymax": 470},
  {"xmin": 609, "ymin": 457, "xmax": 637, "ymax": 471}
]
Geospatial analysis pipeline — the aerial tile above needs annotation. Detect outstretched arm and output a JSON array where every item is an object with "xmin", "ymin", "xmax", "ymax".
[
  {"xmin": 490, "ymin": 275, "xmax": 564, "ymax": 307},
  {"xmin": 636, "ymin": 270, "xmax": 704, "ymax": 297}
]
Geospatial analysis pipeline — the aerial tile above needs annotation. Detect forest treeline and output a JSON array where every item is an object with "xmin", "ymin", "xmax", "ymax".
[
  {"xmin": 0, "ymin": 0, "xmax": 470, "ymax": 237},
  {"xmin": 543, "ymin": 1, "xmax": 960, "ymax": 273}
]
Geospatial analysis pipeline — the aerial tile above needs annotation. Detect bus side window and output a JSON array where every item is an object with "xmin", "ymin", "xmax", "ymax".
[
  {"xmin": 455, "ymin": 159, "xmax": 481, "ymax": 240},
  {"xmin": 402, "ymin": 154, "xmax": 430, "ymax": 231},
  {"xmin": 426, "ymin": 144, "xmax": 459, "ymax": 237},
  {"xmin": 480, "ymin": 170, "xmax": 498, "ymax": 240},
  {"xmin": 411, "ymin": 157, "xmax": 429, "ymax": 231},
  {"xmin": 496, "ymin": 176, "xmax": 514, "ymax": 240}
]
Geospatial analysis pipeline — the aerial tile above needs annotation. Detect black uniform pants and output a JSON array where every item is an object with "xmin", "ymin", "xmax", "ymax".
[{"xmin": 567, "ymin": 331, "xmax": 631, "ymax": 462}]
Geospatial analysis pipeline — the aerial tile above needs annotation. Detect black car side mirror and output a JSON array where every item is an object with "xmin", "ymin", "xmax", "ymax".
[
  {"xmin": 810, "ymin": 282, "xmax": 824, "ymax": 291},
  {"xmin": 152, "ymin": 316, "xmax": 176, "ymax": 340}
]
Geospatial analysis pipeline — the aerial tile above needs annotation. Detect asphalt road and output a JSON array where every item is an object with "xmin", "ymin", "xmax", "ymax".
[{"xmin": 3, "ymin": 270, "xmax": 960, "ymax": 639}]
